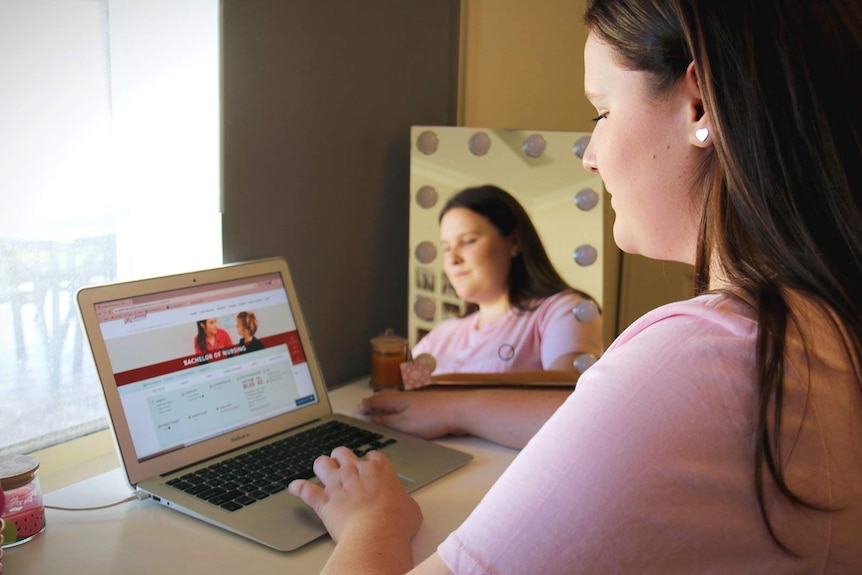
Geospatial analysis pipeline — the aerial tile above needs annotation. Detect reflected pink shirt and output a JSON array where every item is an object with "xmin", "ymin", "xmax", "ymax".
[
  {"xmin": 437, "ymin": 294, "xmax": 862, "ymax": 574},
  {"xmin": 412, "ymin": 291, "xmax": 603, "ymax": 373}
]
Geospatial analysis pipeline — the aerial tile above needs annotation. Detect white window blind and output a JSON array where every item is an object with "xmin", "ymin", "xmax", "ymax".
[{"xmin": 0, "ymin": 0, "xmax": 221, "ymax": 455}]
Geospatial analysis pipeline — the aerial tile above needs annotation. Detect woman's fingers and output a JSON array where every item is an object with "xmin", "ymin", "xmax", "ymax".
[
  {"xmin": 289, "ymin": 447, "xmax": 374, "ymax": 510},
  {"xmin": 329, "ymin": 445, "xmax": 361, "ymax": 463},
  {"xmin": 287, "ymin": 450, "xmax": 349, "ymax": 511},
  {"xmin": 312, "ymin": 451, "xmax": 343, "ymax": 484},
  {"xmin": 287, "ymin": 477, "xmax": 323, "ymax": 511}
]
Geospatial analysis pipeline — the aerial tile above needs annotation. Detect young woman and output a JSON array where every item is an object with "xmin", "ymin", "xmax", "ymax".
[
  {"xmin": 193, "ymin": 317, "xmax": 233, "ymax": 355},
  {"xmin": 289, "ymin": 1, "xmax": 862, "ymax": 573},
  {"xmin": 235, "ymin": 310, "xmax": 264, "ymax": 353},
  {"xmin": 360, "ymin": 185, "xmax": 604, "ymax": 448}
]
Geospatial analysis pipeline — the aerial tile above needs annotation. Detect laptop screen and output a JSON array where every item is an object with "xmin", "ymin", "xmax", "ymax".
[{"xmin": 92, "ymin": 272, "xmax": 319, "ymax": 462}]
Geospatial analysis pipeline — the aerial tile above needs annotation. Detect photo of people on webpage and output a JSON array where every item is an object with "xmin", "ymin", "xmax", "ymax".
[
  {"xmin": 192, "ymin": 312, "xmax": 265, "ymax": 359},
  {"xmin": 193, "ymin": 317, "xmax": 233, "ymax": 355}
]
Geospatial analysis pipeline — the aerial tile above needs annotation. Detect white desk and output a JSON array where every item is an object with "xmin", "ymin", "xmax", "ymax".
[{"xmin": 4, "ymin": 379, "xmax": 517, "ymax": 574}]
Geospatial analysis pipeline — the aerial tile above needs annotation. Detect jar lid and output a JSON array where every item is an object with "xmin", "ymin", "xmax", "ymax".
[
  {"xmin": 370, "ymin": 330, "xmax": 407, "ymax": 352},
  {"xmin": 0, "ymin": 454, "xmax": 40, "ymax": 491}
]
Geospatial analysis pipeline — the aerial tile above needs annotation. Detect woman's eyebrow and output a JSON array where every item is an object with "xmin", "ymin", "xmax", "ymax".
[
  {"xmin": 584, "ymin": 90, "xmax": 604, "ymax": 103},
  {"xmin": 448, "ymin": 230, "xmax": 480, "ymax": 238}
]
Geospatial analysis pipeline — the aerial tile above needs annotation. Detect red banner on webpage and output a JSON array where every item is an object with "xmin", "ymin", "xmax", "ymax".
[{"xmin": 113, "ymin": 331, "xmax": 306, "ymax": 387}]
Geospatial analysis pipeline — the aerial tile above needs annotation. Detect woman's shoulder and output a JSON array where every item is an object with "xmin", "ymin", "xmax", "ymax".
[
  {"xmin": 576, "ymin": 294, "xmax": 763, "ymax": 434},
  {"xmin": 419, "ymin": 313, "xmax": 476, "ymax": 340},
  {"xmin": 523, "ymin": 289, "xmax": 592, "ymax": 312},
  {"xmin": 612, "ymin": 293, "xmax": 757, "ymax": 347},
  {"xmin": 545, "ymin": 289, "xmax": 588, "ymax": 304},
  {"xmin": 514, "ymin": 290, "xmax": 597, "ymax": 327}
]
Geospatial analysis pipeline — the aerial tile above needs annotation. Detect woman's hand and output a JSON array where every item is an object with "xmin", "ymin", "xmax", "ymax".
[
  {"xmin": 358, "ymin": 390, "xmax": 466, "ymax": 440},
  {"xmin": 288, "ymin": 447, "xmax": 422, "ymax": 545}
]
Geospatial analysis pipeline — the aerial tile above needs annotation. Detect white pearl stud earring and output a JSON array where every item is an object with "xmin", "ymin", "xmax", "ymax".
[{"xmin": 695, "ymin": 127, "xmax": 710, "ymax": 143}]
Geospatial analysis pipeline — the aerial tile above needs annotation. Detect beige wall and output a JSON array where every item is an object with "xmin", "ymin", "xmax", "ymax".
[
  {"xmin": 459, "ymin": 0, "xmax": 592, "ymax": 131},
  {"xmin": 458, "ymin": 0, "xmax": 694, "ymax": 340}
]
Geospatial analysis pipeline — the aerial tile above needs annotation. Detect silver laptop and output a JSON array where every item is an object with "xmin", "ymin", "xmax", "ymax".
[{"xmin": 76, "ymin": 256, "xmax": 472, "ymax": 551}]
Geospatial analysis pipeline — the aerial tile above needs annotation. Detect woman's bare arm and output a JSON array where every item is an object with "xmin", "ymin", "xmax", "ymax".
[{"xmin": 358, "ymin": 388, "xmax": 571, "ymax": 449}]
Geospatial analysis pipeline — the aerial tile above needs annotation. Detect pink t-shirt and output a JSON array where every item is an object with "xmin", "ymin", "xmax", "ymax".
[
  {"xmin": 438, "ymin": 293, "xmax": 862, "ymax": 573},
  {"xmin": 412, "ymin": 291, "xmax": 603, "ymax": 373}
]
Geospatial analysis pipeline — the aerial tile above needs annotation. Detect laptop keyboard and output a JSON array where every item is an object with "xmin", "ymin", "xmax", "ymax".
[{"xmin": 165, "ymin": 420, "xmax": 398, "ymax": 512}]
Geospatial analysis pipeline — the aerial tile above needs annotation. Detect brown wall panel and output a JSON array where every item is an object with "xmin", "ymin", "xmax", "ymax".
[{"xmin": 222, "ymin": 1, "xmax": 460, "ymax": 387}]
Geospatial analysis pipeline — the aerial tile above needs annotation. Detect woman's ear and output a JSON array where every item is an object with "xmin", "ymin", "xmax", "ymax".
[
  {"xmin": 509, "ymin": 235, "xmax": 521, "ymax": 258},
  {"xmin": 684, "ymin": 62, "xmax": 714, "ymax": 149}
]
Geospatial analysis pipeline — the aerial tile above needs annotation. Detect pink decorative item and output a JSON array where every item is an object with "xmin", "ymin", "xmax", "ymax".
[
  {"xmin": 0, "ymin": 454, "xmax": 46, "ymax": 547},
  {"xmin": 400, "ymin": 353, "xmax": 437, "ymax": 390}
]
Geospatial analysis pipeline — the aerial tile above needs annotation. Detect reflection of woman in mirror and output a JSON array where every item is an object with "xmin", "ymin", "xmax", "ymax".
[
  {"xmin": 236, "ymin": 311, "xmax": 264, "ymax": 353},
  {"xmin": 360, "ymin": 185, "xmax": 603, "ymax": 448},
  {"xmin": 194, "ymin": 317, "xmax": 233, "ymax": 355}
]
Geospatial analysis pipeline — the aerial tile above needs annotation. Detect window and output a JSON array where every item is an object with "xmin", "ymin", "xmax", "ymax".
[{"xmin": 0, "ymin": 0, "xmax": 221, "ymax": 456}]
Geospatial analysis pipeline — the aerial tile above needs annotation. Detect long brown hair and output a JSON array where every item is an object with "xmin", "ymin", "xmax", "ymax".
[
  {"xmin": 195, "ymin": 319, "xmax": 210, "ymax": 353},
  {"xmin": 586, "ymin": 0, "xmax": 862, "ymax": 552}
]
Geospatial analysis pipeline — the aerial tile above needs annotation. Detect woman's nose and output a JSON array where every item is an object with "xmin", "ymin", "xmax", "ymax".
[{"xmin": 581, "ymin": 136, "xmax": 598, "ymax": 173}]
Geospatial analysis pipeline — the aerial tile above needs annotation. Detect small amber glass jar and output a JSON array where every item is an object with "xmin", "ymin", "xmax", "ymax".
[
  {"xmin": 369, "ymin": 330, "xmax": 408, "ymax": 390},
  {"xmin": 0, "ymin": 454, "xmax": 46, "ymax": 547}
]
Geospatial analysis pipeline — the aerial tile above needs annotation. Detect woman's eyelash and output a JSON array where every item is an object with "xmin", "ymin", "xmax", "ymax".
[{"xmin": 591, "ymin": 112, "xmax": 608, "ymax": 123}]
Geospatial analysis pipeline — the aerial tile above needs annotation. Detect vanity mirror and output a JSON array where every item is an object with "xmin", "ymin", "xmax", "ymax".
[{"xmin": 407, "ymin": 125, "xmax": 617, "ymax": 349}]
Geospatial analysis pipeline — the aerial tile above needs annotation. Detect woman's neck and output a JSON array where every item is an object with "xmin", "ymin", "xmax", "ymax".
[{"xmin": 476, "ymin": 297, "xmax": 511, "ymax": 329}]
